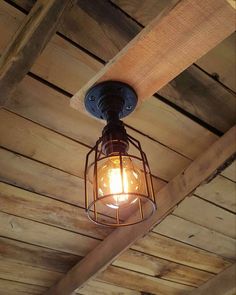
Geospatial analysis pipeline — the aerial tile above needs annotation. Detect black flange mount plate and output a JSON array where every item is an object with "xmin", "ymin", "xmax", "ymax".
[{"xmin": 84, "ymin": 80, "xmax": 138, "ymax": 120}]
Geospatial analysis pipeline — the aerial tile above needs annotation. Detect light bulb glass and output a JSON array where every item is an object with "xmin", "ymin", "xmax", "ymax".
[{"xmin": 97, "ymin": 155, "xmax": 144, "ymax": 209}]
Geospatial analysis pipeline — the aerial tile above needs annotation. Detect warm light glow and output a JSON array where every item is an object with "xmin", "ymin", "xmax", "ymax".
[{"xmin": 97, "ymin": 156, "xmax": 144, "ymax": 209}]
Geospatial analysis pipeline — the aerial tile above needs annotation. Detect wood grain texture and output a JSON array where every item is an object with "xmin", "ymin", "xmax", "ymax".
[
  {"xmin": 174, "ymin": 195, "xmax": 236, "ymax": 239},
  {"xmin": 197, "ymin": 32, "xmax": 236, "ymax": 92},
  {"xmin": 113, "ymin": 0, "xmax": 236, "ymax": 92},
  {"xmin": 0, "ymin": 187, "xmax": 215, "ymax": 288},
  {"xmin": 0, "ymin": 237, "xmax": 79, "ymax": 273},
  {"xmin": 0, "ymin": 148, "xmax": 85, "ymax": 207},
  {"xmin": 0, "ymin": 238, "xmax": 139, "ymax": 295},
  {"xmin": 59, "ymin": 0, "xmax": 140, "ymax": 62},
  {"xmin": 194, "ymin": 175, "xmax": 236, "ymax": 212},
  {"xmin": 0, "ymin": 2, "xmax": 235, "ymax": 294},
  {"xmin": 0, "ymin": 0, "xmax": 70, "ymax": 106},
  {"xmin": 71, "ymin": 0, "xmax": 235, "ymax": 113},
  {"xmin": 0, "ymin": 211, "xmax": 99, "ymax": 256},
  {"xmin": 158, "ymin": 65, "xmax": 236, "ymax": 133},
  {"xmin": 221, "ymin": 161, "xmax": 236, "ymax": 182},
  {"xmin": 132, "ymin": 232, "xmax": 231, "ymax": 273},
  {"xmin": 153, "ymin": 214, "xmax": 236, "ymax": 260},
  {"xmin": 112, "ymin": 0, "xmax": 173, "ymax": 26},
  {"xmin": 0, "ymin": 109, "xmax": 88, "ymax": 177},
  {"xmin": 0, "ymin": 182, "xmax": 111, "ymax": 239},
  {"xmin": 188, "ymin": 264, "xmax": 236, "ymax": 295},
  {"xmin": 0, "ymin": 257, "xmax": 62, "ymax": 287},
  {"xmin": 0, "ymin": 278, "xmax": 46, "ymax": 295},
  {"xmin": 0, "ymin": 1, "xmax": 102, "ymax": 94},
  {"xmin": 96, "ymin": 266, "xmax": 194, "ymax": 295},
  {"xmin": 78, "ymin": 280, "xmax": 141, "ymax": 295},
  {"xmin": 44, "ymin": 126, "xmax": 236, "ymax": 295},
  {"xmin": 0, "ymin": 147, "xmax": 119, "ymax": 220},
  {"xmin": 114, "ymin": 249, "xmax": 214, "ymax": 286}
]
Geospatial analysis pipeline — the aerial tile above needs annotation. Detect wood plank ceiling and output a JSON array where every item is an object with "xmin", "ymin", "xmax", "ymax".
[{"xmin": 0, "ymin": 0, "xmax": 235, "ymax": 294}]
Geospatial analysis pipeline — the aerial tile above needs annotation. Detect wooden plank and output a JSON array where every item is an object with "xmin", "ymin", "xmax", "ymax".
[
  {"xmin": 158, "ymin": 65, "xmax": 236, "ymax": 133},
  {"xmin": 96, "ymin": 266, "xmax": 194, "ymax": 295},
  {"xmin": 197, "ymin": 32, "xmax": 236, "ymax": 92},
  {"xmin": 221, "ymin": 161, "xmax": 236, "ymax": 182},
  {"xmin": 0, "ymin": 2, "xmax": 221, "ymax": 160},
  {"xmin": 112, "ymin": 0, "xmax": 172, "ymax": 26},
  {"xmin": 0, "ymin": 109, "xmax": 88, "ymax": 178},
  {"xmin": 0, "ymin": 0, "xmax": 70, "ymax": 106},
  {"xmin": 78, "ymin": 280, "xmax": 140, "ymax": 295},
  {"xmin": 0, "ymin": 182, "xmax": 111, "ymax": 239},
  {"xmin": 0, "ymin": 278, "xmax": 46, "ymax": 295},
  {"xmin": 124, "ymin": 95, "xmax": 218, "ymax": 159},
  {"xmin": 153, "ymin": 214, "xmax": 236, "ymax": 260},
  {"xmin": 188, "ymin": 264, "xmax": 236, "ymax": 295},
  {"xmin": 0, "ymin": 211, "xmax": 99, "ymax": 257},
  {"xmin": 59, "ymin": 0, "xmax": 139, "ymax": 62},
  {"xmin": 132, "ymin": 232, "xmax": 231, "ymax": 273},
  {"xmin": 71, "ymin": 0, "xmax": 235, "ymax": 113},
  {"xmin": 174, "ymin": 195, "xmax": 236, "ymax": 239},
  {"xmin": 194, "ymin": 174, "xmax": 236, "ymax": 212},
  {"xmin": 114, "ymin": 248, "xmax": 214, "ymax": 286},
  {"xmin": 0, "ymin": 257, "xmax": 61, "ymax": 287},
  {"xmin": 0, "ymin": 148, "xmax": 85, "ymax": 207},
  {"xmin": 44, "ymin": 126, "xmax": 236, "ymax": 295},
  {"xmin": 0, "ymin": 237, "xmax": 79, "ymax": 273}
]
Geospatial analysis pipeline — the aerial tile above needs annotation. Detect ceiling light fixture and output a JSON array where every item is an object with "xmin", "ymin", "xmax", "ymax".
[{"xmin": 84, "ymin": 81, "xmax": 156, "ymax": 226}]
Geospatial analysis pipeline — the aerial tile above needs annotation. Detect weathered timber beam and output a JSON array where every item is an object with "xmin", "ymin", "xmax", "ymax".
[
  {"xmin": 188, "ymin": 264, "xmax": 236, "ymax": 295},
  {"xmin": 44, "ymin": 126, "xmax": 236, "ymax": 295},
  {"xmin": 0, "ymin": 0, "xmax": 71, "ymax": 107},
  {"xmin": 70, "ymin": 0, "xmax": 235, "ymax": 112}
]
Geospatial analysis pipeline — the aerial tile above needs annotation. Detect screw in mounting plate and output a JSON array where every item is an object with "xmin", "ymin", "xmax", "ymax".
[
  {"xmin": 89, "ymin": 95, "xmax": 96, "ymax": 101},
  {"xmin": 126, "ymin": 105, "xmax": 132, "ymax": 111}
]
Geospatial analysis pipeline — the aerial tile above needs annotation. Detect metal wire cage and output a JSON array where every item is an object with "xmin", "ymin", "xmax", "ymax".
[{"xmin": 85, "ymin": 133, "xmax": 157, "ymax": 227}]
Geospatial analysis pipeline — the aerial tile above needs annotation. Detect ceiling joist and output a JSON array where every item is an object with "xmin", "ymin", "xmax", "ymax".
[
  {"xmin": 44, "ymin": 126, "xmax": 236, "ymax": 295},
  {"xmin": 71, "ymin": 0, "xmax": 235, "ymax": 112},
  {"xmin": 188, "ymin": 264, "xmax": 236, "ymax": 295},
  {"xmin": 0, "ymin": 0, "xmax": 70, "ymax": 107}
]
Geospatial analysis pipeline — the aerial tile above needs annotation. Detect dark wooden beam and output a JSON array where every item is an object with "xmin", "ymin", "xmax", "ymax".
[
  {"xmin": 0, "ymin": 0, "xmax": 71, "ymax": 107},
  {"xmin": 44, "ymin": 125, "xmax": 236, "ymax": 295}
]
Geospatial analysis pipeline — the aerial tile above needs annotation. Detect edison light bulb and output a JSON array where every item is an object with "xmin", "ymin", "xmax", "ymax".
[{"xmin": 97, "ymin": 155, "xmax": 144, "ymax": 209}]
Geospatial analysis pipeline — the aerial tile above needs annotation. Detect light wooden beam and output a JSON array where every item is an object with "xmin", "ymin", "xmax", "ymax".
[
  {"xmin": 188, "ymin": 264, "xmax": 236, "ymax": 295},
  {"xmin": 71, "ymin": 0, "xmax": 235, "ymax": 112},
  {"xmin": 0, "ymin": 0, "xmax": 71, "ymax": 107},
  {"xmin": 44, "ymin": 126, "xmax": 236, "ymax": 295}
]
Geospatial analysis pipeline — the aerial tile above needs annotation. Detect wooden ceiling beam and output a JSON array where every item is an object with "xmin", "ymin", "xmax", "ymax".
[
  {"xmin": 188, "ymin": 264, "xmax": 236, "ymax": 295},
  {"xmin": 0, "ymin": 0, "xmax": 71, "ymax": 107},
  {"xmin": 71, "ymin": 0, "xmax": 235, "ymax": 112},
  {"xmin": 44, "ymin": 126, "xmax": 236, "ymax": 295}
]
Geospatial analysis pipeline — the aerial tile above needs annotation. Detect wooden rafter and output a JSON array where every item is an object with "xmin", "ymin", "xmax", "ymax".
[
  {"xmin": 71, "ymin": 0, "xmax": 235, "ymax": 112},
  {"xmin": 44, "ymin": 126, "xmax": 236, "ymax": 295},
  {"xmin": 0, "ymin": 0, "xmax": 71, "ymax": 107},
  {"xmin": 188, "ymin": 264, "xmax": 236, "ymax": 295}
]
